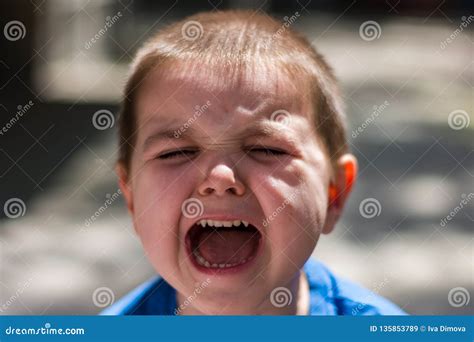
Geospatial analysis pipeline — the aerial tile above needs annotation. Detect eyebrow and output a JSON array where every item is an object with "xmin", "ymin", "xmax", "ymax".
[
  {"xmin": 142, "ymin": 126, "xmax": 198, "ymax": 153},
  {"xmin": 142, "ymin": 121, "xmax": 296, "ymax": 153},
  {"xmin": 245, "ymin": 122, "xmax": 281, "ymax": 137}
]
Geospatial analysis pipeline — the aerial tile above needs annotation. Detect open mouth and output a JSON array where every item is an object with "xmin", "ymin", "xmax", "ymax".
[{"xmin": 186, "ymin": 219, "xmax": 262, "ymax": 272}]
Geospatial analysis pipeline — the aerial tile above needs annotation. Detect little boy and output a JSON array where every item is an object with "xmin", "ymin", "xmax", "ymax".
[{"xmin": 102, "ymin": 10, "xmax": 405, "ymax": 315}]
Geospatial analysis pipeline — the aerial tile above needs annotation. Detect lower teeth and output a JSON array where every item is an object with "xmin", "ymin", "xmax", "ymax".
[{"xmin": 193, "ymin": 250, "xmax": 250, "ymax": 268}]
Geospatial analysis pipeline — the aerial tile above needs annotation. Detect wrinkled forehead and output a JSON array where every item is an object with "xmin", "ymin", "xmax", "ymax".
[{"xmin": 135, "ymin": 58, "xmax": 314, "ymax": 136}]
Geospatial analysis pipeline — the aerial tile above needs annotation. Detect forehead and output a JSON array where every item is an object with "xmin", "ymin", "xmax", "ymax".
[{"xmin": 134, "ymin": 60, "xmax": 314, "ymax": 139}]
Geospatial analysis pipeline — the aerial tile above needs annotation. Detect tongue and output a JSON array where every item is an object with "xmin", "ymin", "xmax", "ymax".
[{"xmin": 196, "ymin": 228, "xmax": 259, "ymax": 265}]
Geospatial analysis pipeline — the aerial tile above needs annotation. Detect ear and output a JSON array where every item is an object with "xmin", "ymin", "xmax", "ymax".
[
  {"xmin": 116, "ymin": 162, "xmax": 134, "ymax": 215},
  {"xmin": 322, "ymin": 154, "xmax": 357, "ymax": 234}
]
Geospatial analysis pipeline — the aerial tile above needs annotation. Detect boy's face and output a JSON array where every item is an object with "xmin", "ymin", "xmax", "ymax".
[{"xmin": 118, "ymin": 65, "xmax": 355, "ymax": 314}]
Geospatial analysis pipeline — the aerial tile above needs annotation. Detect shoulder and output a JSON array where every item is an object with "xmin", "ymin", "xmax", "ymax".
[
  {"xmin": 303, "ymin": 258, "xmax": 406, "ymax": 315},
  {"xmin": 99, "ymin": 275, "xmax": 176, "ymax": 315}
]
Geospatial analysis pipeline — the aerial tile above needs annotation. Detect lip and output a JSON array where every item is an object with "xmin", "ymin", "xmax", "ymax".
[{"xmin": 184, "ymin": 214, "xmax": 264, "ymax": 275}]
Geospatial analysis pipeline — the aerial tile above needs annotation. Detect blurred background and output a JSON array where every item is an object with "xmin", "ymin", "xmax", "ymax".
[{"xmin": 0, "ymin": 0, "xmax": 472, "ymax": 315}]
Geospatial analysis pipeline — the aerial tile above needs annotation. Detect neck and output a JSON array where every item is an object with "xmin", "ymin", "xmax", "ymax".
[{"xmin": 176, "ymin": 270, "xmax": 309, "ymax": 315}]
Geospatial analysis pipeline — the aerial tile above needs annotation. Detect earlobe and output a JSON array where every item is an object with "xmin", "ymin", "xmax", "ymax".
[
  {"xmin": 116, "ymin": 163, "xmax": 134, "ymax": 215},
  {"xmin": 323, "ymin": 154, "xmax": 358, "ymax": 234},
  {"xmin": 328, "ymin": 183, "xmax": 339, "ymax": 207}
]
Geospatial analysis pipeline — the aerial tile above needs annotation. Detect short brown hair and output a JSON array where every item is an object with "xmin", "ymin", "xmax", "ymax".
[{"xmin": 118, "ymin": 10, "xmax": 348, "ymax": 173}]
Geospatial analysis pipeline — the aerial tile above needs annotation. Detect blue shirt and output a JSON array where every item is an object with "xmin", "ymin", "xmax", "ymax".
[{"xmin": 101, "ymin": 258, "xmax": 406, "ymax": 315}]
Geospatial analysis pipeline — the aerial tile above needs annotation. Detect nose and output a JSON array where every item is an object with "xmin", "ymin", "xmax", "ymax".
[{"xmin": 198, "ymin": 164, "xmax": 246, "ymax": 197}]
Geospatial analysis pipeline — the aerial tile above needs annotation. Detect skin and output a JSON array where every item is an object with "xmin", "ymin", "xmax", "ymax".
[{"xmin": 117, "ymin": 63, "xmax": 357, "ymax": 315}]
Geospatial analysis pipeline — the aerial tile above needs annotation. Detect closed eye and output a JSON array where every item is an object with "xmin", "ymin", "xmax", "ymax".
[
  {"xmin": 156, "ymin": 149, "xmax": 198, "ymax": 159},
  {"xmin": 247, "ymin": 147, "xmax": 287, "ymax": 156},
  {"xmin": 156, "ymin": 147, "xmax": 286, "ymax": 160}
]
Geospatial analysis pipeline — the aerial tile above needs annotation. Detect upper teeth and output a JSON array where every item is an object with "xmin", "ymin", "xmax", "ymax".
[{"xmin": 197, "ymin": 219, "xmax": 249, "ymax": 227}]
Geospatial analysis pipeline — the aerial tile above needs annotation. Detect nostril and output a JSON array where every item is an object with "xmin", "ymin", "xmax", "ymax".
[
  {"xmin": 202, "ymin": 187, "xmax": 214, "ymax": 195},
  {"xmin": 198, "ymin": 164, "xmax": 246, "ymax": 196},
  {"xmin": 199, "ymin": 183, "xmax": 244, "ymax": 196},
  {"xmin": 203, "ymin": 187, "xmax": 236, "ymax": 195}
]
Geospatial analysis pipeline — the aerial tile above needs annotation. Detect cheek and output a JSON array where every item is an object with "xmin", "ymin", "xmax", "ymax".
[
  {"xmin": 132, "ymin": 162, "xmax": 194, "ymax": 217},
  {"xmin": 129, "ymin": 163, "xmax": 192, "ymax": 268},
  {"xmin": 247, "ymin": 159, "xmax": 329, "ymax": 250},
  {"xmin": 250, "ymin": 159, "xmax": 327, "ymax": 222}
]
